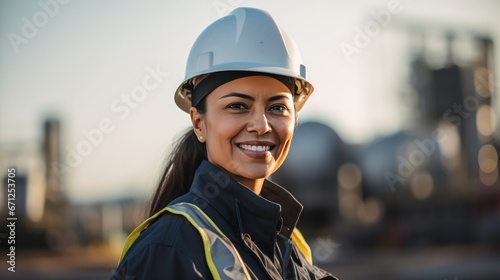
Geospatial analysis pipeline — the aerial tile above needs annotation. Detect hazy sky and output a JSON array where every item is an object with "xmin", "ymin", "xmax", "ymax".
[{"xmin": 1, "ymin": 0, "xmax": 499, "ymax": 202}]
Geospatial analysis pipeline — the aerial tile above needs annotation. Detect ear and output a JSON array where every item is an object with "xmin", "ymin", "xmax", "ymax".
[{"xmin": 190, "ymin": 107, "xmax": 206, "ymax": 142}]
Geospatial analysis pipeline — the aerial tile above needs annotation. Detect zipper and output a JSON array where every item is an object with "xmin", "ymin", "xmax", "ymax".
[{"xmin": 280, "ymin": 238, "xmax": 292, "ymax": 279}]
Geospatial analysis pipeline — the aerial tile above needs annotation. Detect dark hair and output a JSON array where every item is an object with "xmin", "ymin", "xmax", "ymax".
[{"xmin": 148, "ymin": 99, "xmax": 207, "ymax": 216}]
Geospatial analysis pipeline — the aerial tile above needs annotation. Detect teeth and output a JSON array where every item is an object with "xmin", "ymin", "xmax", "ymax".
[{"xmin": 239, "ymin": 144, "xmax": 270, "ymax": 152}]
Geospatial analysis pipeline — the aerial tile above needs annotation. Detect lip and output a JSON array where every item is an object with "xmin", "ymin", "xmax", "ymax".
[{"xmin": 236, "ymin": 141, "xmax": 276, "ymax": 159}]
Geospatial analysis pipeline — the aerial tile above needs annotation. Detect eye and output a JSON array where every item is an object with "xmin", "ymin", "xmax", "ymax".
[
  {"xmin": 269, "ymin": 104, "xmax": 288, "ymax": 112},
  {"xmin": 227, "ymin": 103, "xmax": 248, "ymax": 110}
]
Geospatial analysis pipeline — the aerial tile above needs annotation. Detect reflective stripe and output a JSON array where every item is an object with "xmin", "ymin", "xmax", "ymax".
[
  {"xmin": 166, "ymin": 203, "xmax": 251, "ymax": 280},
  {"xmin": 291, "ymin": 228, "xmax": 313, "ymax": 265},
  {"xmin": 119, "ymin": 202, "xmax": 312, "ymax": 278},
  {"xmin": 119, "ymin": 202, "xmax": 251, "ymax": 280},
  {"xmin": 119, "ymin": 205, "xmax": 171, "ymax": 263}
]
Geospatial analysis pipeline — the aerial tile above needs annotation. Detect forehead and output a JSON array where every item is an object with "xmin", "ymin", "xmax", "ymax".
[{"xmin": 209, "ymin": 75, "xmax": 293, "ymax": 97}]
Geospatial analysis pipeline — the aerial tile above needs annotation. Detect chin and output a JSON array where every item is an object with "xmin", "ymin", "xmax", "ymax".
[{"xmin": 241, "ymin": 164, "xmax": 276, "ymax": 179}]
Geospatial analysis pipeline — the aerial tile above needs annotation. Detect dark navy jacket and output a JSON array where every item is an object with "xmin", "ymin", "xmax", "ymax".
[{"xmin": 112, "ymin": 160, "xmax": 337, "ymax": 279}]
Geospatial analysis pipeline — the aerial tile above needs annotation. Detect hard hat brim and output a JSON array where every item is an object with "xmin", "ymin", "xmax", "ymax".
[{"xmin": 174, "ymin": 69, "xmax": 313, "ymax": 113}]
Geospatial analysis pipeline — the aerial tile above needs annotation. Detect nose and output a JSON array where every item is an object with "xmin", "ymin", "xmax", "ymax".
[{"xmin": 246, "ymin": 110, "xmax": 272, "ymax": 135}]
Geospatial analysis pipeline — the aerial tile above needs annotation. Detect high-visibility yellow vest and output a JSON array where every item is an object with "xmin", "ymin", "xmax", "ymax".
[{"xmin": 119, "ymin": 202, "xmax": 312, "ymax": 280}]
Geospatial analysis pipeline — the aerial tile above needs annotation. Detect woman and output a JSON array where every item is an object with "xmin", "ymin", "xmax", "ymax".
[{"xmin": 112, "ymin": 7, "xmax": 338, "ymax": 280}]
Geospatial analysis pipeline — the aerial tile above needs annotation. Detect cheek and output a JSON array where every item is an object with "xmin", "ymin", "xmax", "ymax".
[
  {"xmin": 278, "ymin": 119, "xmax": 295, "ymax": 140},
  {"xmin": 273, "ymin": 122, "xmax": 294, "ymax": 170},
  {"xmin": 206, "ymin": 116, "xmax": 242, "ymax": 149},
  {"xmin": 274, "ymin": 119, "xmax": 295, "ymax": 153},
  {"xmin": 281, "ymin": 130, "xmax": 294, "ymax": 154}
]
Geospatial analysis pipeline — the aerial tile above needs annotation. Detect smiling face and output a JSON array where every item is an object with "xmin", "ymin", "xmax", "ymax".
[{"xmin": 190, "ymin": 75, "xmax": 296, "ymax": 193}]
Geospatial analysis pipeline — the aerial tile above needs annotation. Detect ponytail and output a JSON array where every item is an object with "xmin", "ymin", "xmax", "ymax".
[{"xmin": 148, "ymin": 101, "xmax": 207, "ymax": 216}]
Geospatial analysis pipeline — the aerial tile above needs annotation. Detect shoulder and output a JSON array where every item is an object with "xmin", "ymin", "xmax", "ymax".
[
  {"xmin": 127, "ymin": 193, "xmax": 204, "ymax": 257},
  {"xmin": 127, "ymin": 210, "xmax": 204, "ymax": 259},
  {"xmin": 115, "ymin": 210, "xmax": 210, "ymax": 279}
]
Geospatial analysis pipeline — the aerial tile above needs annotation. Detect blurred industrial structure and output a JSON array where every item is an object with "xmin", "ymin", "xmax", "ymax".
[
  {"xmin": 273, "ymin": 23, "xmax": 500, "ymax": 261},
  {"xmin": 0, "ymin": 118, "xmax": 145, "ymax": 252},
  {"xmin": 1, "ymin": 119, "xmax": 66, "ymax": 249}
]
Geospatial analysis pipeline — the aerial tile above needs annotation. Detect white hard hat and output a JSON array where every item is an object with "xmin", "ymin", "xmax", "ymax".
[{"xmin": 174, "ymin": 7, "xmax": 314, "ymax": 112}]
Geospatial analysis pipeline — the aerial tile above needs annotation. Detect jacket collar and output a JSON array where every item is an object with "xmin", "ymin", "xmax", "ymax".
[{"xmin": 189, "ymin": 160, "xmax": 303, "ymax": 257}]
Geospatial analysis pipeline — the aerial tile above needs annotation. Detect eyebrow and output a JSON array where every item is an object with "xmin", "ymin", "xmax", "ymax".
[{"xmin": 220, "ymin": 92, "xmax": 292, "ymax": 102}]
